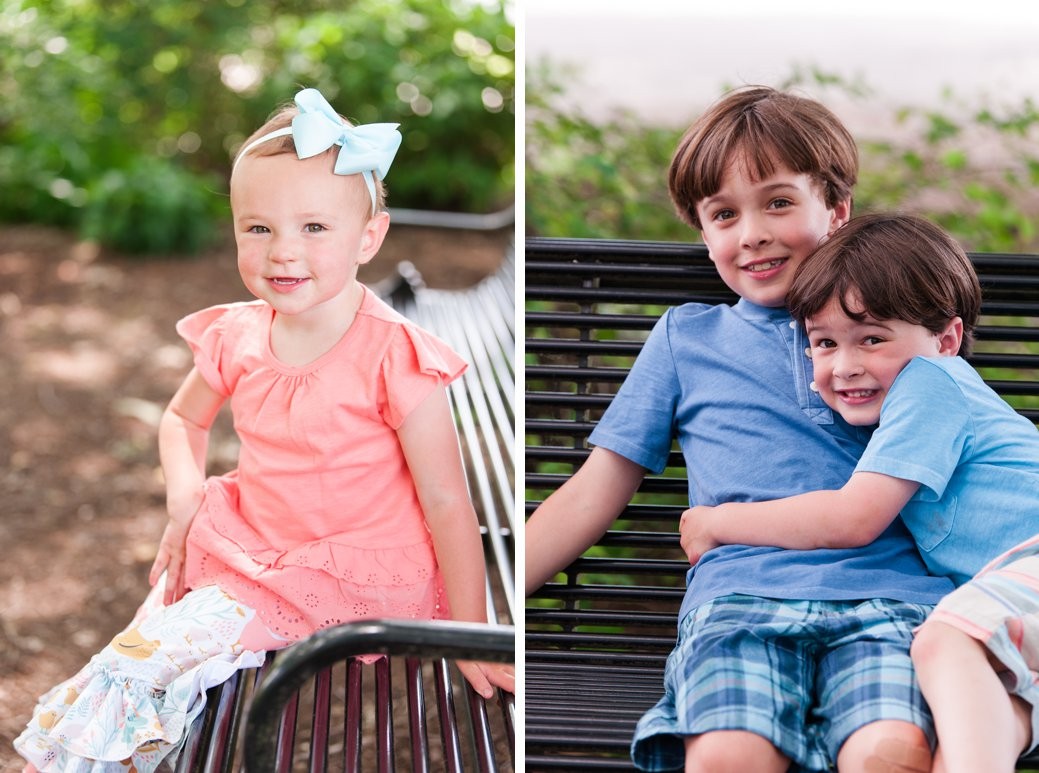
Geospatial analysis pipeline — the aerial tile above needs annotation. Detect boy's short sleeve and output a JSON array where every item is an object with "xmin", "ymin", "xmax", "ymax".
[
  {"xmin": 589, "ymin": 311, "xmax": 680, "ymax": 474},
  {"xmin": 379, "ymin": 323, "xmax": 468, "ymax": 429},
  {"xmin": 855, "ymin": 358, "xmax": 970, "ymax": 500}
]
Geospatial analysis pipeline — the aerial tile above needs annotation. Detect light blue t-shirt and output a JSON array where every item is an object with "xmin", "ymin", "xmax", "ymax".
[
  {"xmin": 589, "ymin": 300, "xmax": 953, "ymax": 622},
  {"xmin": 856, "ymin": 356, "xmax": 1039, "ymax": 586}
]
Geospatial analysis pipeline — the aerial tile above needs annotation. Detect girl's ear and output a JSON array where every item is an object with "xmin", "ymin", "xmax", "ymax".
[
  {"xmin": 937, "ymin": 316, "xmax": 964, "ymax": 356},
  {"xmin": 357, "ymin": 211, "xmax": 390, "ymax": 265}
]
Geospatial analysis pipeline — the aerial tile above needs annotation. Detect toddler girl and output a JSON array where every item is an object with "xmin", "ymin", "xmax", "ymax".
[{"xmin": 15, "ymin": 87, "xmax": 514, "ymax": 773}]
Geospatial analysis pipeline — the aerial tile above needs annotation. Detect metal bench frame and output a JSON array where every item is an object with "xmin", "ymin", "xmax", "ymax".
[
  {"xmin": 175, "ymin": 249, "xmax": 517, "ymax": 772},
  {"xmin": 524, "ymin": 236, "xmax": 1039, "ymax": 771}
]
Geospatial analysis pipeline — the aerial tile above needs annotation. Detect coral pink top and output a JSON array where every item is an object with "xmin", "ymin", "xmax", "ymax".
[{"xmin": 178, "ymin": 287, "xmax": 467, "ymax": 641}]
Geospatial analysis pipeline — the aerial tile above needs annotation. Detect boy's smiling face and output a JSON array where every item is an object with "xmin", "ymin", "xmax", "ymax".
[
  {"xmin": 695, "ymin": 157, "xmax": 850, "ymax": 308},
  {"xmin": 805, "ymin": 294, "xmax": 962, "ymax": 426}
]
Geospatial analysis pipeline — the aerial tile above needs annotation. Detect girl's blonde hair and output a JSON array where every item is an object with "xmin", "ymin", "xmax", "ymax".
[{"xmin": 232, "ymin": 103, "xmax": 388, "ymax": 215}]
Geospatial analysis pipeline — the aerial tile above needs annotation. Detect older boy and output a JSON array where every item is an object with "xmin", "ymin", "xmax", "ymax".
[{"xmin": 525, "ymin": 87, "xmax": 953, "ymax": 772}]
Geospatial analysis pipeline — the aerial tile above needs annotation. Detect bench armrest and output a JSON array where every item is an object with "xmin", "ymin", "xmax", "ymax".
[{"xmin": 243, "ymin": 619, "xmax": 514, "ymax": 771}]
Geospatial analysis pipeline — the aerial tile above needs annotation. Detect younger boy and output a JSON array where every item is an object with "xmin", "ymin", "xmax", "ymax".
[{"xmin": 524, "ymin": 87, "xmax": 953, "ymax": 771}]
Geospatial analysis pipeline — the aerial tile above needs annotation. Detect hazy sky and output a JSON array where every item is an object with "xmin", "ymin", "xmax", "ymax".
[{"xmin": 523, "ymin": 0, "xmax": 1039, "ymax": 134}]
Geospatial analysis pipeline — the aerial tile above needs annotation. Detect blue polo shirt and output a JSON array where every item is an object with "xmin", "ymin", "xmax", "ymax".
[{"xmin": 589, "ymin": 299, "xmax": 953, "ymax": 622}]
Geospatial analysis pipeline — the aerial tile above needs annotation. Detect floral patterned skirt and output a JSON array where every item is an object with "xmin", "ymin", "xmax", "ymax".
[{"xmin": 14, "ymin": 584, "xmax": 275, "ymax": 772}]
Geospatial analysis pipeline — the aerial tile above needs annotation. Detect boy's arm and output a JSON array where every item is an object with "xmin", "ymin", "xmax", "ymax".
[
  {"xmin": 680, "ymin": 472, "xmax": 921, "ymax": 564},
  {"xmin": 397, "ymin": 385, "xmax": 514, "ymax": 698},
  {"xmin": 525, "ymin": 446, "xmax": 646, "ymax": 595},
  {"xmin": 152, "ymin": 367, "xmax": 226, "ymax": 604}
]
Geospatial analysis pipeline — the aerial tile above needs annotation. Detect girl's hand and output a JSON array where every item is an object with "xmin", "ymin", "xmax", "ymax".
[
  {"xmin": 149, "ymin": 492, "xmax": 203, "ymax": 606},
  {"xmin": 456, "ymin": 659, "xmax": 516, "ymax": 699},
  {"xmin": 679, "ymin": 505, "xmax": 721, "ymax": 565}
]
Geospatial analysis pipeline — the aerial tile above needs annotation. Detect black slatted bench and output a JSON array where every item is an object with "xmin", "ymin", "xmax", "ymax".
[
  {"xmin": 524, "ymin": 236, "xmax": 1039, "ymax": 771},
  {"xmin": 175, "ymin": 248, "xmax": 517, "ymax": 772}
]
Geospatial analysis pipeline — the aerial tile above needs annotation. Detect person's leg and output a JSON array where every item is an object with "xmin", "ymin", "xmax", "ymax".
[
  {"xmin": 815, "ymin": 599, "xmax": 935, "ymax": 773},
  {"xmin": 15, "ymin": 585, "xmax": 273, "ymax": 772},
  {"xmin": 911, "ymin": 620, "xmax": 1028, "ymax": 773},
  {"xmin": 838, "ymin": 720, "xmax": 930, "ymax": 772},
  {"xmin": 684, "ymin": 730, "xmax": 789, "ymax": 773},
  {"xmin": 642, "ymin": 596, "xmax": 812, "ymax": 770}
]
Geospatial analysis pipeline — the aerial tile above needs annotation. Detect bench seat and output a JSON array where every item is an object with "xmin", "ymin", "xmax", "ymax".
[{"xmin": 525, "ymin": 236, "xmax": 1039, "ymax": 771}]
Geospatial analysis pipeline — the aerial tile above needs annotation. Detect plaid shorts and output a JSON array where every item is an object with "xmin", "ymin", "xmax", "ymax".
[{"xmin": 631, "ymin": 594, "xmax": 935, "ymax": 772}]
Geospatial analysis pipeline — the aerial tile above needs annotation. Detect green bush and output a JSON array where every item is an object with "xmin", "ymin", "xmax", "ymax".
[
  {"xmin": 526, "ymin": 65, "xmax": 1039, "ymax": 254},
  {"xmin": 0, "ymin": 0, "xmax": 514, "ymax": 254},
  {"xmin": 81, "ymin": 157, "xmax": 225, "ymax": 254}
]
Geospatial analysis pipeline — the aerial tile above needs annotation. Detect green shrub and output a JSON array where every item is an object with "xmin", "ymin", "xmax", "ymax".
[
  {"xmin": 81, "ymin": 157, "xmax": 225, "ymax": 254},
  {"xmin": 0, "ymin": 0, "xmax": 514, "ymax": 255},
  {"xmin": 526, "ymin": 64, "xmax": 1039, "ymax": 254}
]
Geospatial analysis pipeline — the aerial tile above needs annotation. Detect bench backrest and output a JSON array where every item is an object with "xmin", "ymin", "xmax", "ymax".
[{"xmin": 526, "ymin": 236, "xmax": 1039, "ymax": 660}]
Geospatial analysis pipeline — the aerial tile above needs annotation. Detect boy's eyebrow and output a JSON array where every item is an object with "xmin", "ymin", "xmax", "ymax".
[
  {"xmin": 806, "ymin": 315, "xmax": 896, "ymax": 334},
  {"xmin": 699, "ymin": 180, "xmax": 804, "ymax": 207}
]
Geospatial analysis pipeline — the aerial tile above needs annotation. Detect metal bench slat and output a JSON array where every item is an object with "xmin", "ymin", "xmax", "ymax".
[
  {"xmin": 526, "ymin": 236, "xmax": 1039, "ymax": 770},
  {"xmin": 308, "ymin": 667, "xmax": 332, "ymax": 773}
]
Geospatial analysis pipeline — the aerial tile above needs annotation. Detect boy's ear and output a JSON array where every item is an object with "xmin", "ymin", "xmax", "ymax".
[
  {"xmin": 357, "ymin": 211, "xmax": 390, "ymax": 265},
  {"xmin": 937, "ymin": 316, "xmax": 964, "ymax": 356},
  {"xmin": 829, "ymin": 197, "xmax": 852, "ymax": 232}
]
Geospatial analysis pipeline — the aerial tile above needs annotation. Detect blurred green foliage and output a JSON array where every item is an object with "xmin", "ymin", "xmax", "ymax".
[
  {"xmin": 0, "ymin": 0, "xmax": 514, "ymax": 254},
  {"xmin": 527, "ymin": 64, "xmax": 1039, "ymax": 254}
]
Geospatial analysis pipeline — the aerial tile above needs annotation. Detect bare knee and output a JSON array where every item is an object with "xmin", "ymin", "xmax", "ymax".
[
  {"xmin": 684, "ymin": 730, "xmax": 789, "ymax": 773},
  {"xmin": 910, "ymin": 619, "xmax": 948, "ymax": 666},
  {"xmin": 838, "ymin": 720, "xmax": 931, "ymax": 773}
]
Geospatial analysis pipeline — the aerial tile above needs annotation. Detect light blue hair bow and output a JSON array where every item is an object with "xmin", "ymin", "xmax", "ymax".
[{"xmin": 235, "ymin": 88, "xmax": 402, "ymax": 215}]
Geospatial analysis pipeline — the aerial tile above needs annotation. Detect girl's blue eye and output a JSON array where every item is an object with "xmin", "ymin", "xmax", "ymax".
[{"xmin": 248, "ymin": 225, "xmax": 269, "ymax": 234}]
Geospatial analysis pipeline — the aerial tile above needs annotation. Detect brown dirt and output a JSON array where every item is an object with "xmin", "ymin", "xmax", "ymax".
[{"xmin": 0, "ymin": 222, "xmax": 512, "ymax": 770}]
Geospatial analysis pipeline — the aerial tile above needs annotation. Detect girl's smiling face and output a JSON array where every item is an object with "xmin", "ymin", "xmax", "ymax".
[
  {"xmin": 230, "ymin": 152, "xmax": 386, "ymax": 322},
  {"xmin": 695, "ymin": 157, "xmax": 850, "ymax": 308},
  {"xmin": 806, "ymin": 294, "xmax": 963, "ymax": 426}
]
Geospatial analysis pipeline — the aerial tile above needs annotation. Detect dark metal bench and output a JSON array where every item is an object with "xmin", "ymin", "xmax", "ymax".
[
  {"xmin": 174, "ymin": 249, "xmax": 517, "ymax": 772},
  {"xmin": 524, "ymin": 236, "xmax": 1039, "ymax": 771}
]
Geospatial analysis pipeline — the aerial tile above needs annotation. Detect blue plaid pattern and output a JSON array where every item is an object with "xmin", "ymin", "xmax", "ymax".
[{"xmin": 631, "ymin": 594, "xmax": 935, "ymax": 772}]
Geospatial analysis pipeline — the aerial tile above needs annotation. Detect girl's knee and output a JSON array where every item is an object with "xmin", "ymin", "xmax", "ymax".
[{"xmin": 684, "ymin": 730, "xmax": 788, "ymax": 773}]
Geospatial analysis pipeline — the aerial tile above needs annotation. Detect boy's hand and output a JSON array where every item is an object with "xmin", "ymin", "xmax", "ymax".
[
  {"xmin": 679, "ymin": 506, "xmax": 722, "ymax": 565},
  {"xmin": 456, "ymin": 660, "xmax": 515, "ymax": 699}
]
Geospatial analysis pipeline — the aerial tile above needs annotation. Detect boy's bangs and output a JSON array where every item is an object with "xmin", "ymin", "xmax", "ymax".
[{"xmin": 694, "ymin": 122, "xmax": 791, "ymax": 202}]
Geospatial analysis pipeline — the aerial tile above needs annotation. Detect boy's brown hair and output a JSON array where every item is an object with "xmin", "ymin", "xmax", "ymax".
[
  {"xmin": 669, "ymin": 86, "xmax": 858, "ymax": 230},
  {"xmin": 787, "ymin": 213, "xmax": 982, "ymax": 355}
]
